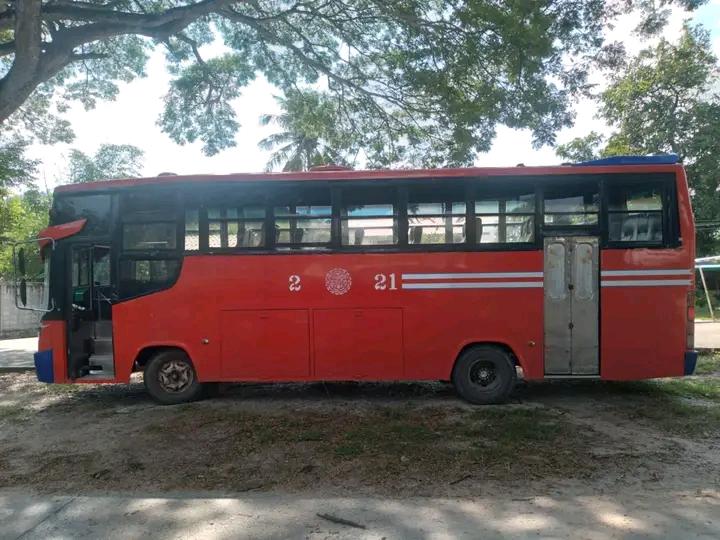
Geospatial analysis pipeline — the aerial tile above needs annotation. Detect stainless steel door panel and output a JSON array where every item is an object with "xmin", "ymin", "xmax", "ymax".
[
  {"xmin": 544, "ymin": 237, "xmax": 599, "ymax": 376},
  {"xmin": 544, "ymin": 238, "xmax": 572, "ymax": 374}
]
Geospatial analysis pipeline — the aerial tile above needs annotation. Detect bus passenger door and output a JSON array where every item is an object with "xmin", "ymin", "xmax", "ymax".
[
  {"xmin": 67, "ymin": 244, "xmax": 115, "ymax": 379},
  {"xmin": 543, "ymin": 237, "xmax": 599, "ymax": 376}
]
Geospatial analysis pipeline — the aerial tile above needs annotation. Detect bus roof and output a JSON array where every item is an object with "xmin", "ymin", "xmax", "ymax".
[{"xmin": 54, "ymin": 157, "xmax": 683, "ymax": 194}]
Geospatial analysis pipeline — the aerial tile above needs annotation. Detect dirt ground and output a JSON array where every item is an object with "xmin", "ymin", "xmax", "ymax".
[{"xmin": 1, "ymin": 353, "xmax": 719, "ymax": 498}]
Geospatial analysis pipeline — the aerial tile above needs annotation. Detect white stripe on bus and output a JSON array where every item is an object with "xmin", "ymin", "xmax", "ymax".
[
  {"xmin": 402, "ymin": 282, "xmax": 544, "ymax": 290},
  {"xmin": 601, "ymin": 269, "xmax": 692, "ymax": 276},
  {"xmin": 600, "ymin": 279, "xmax": 691, "ymax": 287},
  {"xmin": 401, "ymin": 272, "xmax": 543, "ymax": 280}
]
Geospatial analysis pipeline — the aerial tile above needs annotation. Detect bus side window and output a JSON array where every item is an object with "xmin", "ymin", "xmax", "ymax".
[
  {"xmin": 185, "ymin": 209, "xmax": 200, "ymax": 251},
  {"xmin": 118, "ymin": 258, "xmax": 180, "ymax": 299},
  {"xmin": 606, "ymin": 181, "xmax": 665, "ymax": 244},
  {"xmin": 475, "ymin": 190, "xmax": 535, "ymax": 244},
  {"xmin": 121, "ymin": 191, "xmax": 178, "ymax": 251},
  {"xmin": 207, "ymin": 206, "xmax": 266, "ymax": 249},
  {"xmin": 340, "ymin": 186, "xmax": 398, "ymax": 246},
  {"xmin": 407, "ymin": 184, "xmax": 466, "ymax": 245},
  {"xmin": 543, "ymin": 183, "xmax": 599, "ymax": 226}
]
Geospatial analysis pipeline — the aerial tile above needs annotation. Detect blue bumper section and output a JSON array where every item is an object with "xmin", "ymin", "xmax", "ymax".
[
  {"xmin": 34, "ymin": 350, "xmax": 54, "ymax": 383},
  {"xmin": 684, "ymin": 351, "xmax": 698, "ymax": 376}
]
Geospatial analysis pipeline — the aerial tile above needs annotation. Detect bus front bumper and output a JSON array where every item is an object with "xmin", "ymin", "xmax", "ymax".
[
  {"xmin": 684, "ymin": 351, "xmax": 698, "ymax": 376},
  {"xmin": 34, "ymin": 350, "xmax": 54, "ymax": 383}
]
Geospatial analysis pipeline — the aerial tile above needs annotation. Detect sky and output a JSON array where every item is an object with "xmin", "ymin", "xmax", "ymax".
[{"xmin": 27, "ymin": 1, "xmax": 720, "ymax": 189}]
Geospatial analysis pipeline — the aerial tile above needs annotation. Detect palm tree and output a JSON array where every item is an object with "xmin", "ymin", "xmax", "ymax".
[{"xmin": 258, "ymin": 92, "xmax": 346, "ymax": 172}]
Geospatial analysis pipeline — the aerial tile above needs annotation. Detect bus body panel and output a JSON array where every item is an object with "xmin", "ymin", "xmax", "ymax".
[
  {"xmin": 112, "ymin": 251, "xmax": 545, "ymax": 383},
  {"xmin": 37, "ymin": 320, "xmax": 68, "ymax": 383},
  {"xmin": 600, "ymin": 249, "xmax": 689, "ymax": 380}
]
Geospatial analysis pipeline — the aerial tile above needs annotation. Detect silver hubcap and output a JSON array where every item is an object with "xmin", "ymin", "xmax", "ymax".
[{"xmin": 158, "ymin": 360, "xmax": 194, "ymax": 393}]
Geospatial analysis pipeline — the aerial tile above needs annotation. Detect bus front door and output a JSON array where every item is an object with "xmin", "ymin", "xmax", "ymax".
[
  {"xmin": 67, "ymin": 244, "xmax": 115, "ymax": 379},
  {"xmin": 543, "ymin": 237, "xmax": 599, "ymax": 376}
]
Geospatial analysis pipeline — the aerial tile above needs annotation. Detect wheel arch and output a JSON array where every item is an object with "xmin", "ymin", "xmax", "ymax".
[
  {"xmin": 451, "ymin": 341, "xmax": 525, "ymax": 379},
  {"xmin": 133, "ymin": 344, "xmax": 193, "ymax": 372}
]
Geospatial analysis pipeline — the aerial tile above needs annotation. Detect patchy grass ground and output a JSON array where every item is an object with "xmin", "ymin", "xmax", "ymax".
[{"xmin": 0, "ymin": 353, "xmax": 718, "ymax": 496}]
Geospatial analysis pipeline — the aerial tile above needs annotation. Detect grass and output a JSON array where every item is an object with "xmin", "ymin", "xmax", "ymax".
[
  {"xmin": 599, "ymin": 352, "xmax": 720, "ymax": 437},
  {"xmin": 0, "ymin": 404, "xmax": 28, "ymax": 423},
  {"xmin": 695, "ymin": 352, "xmax": 720, "ymax": 375},
  {"xmin": 135, "ymin": 403, "xmax": 604, "ymax": 489},
  {"xmin": 695, "ymin": 304, "xmax": 718, "ymax": 321}
]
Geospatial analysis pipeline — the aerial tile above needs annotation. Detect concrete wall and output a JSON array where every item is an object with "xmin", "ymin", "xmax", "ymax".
[{"xmin": 0, "ymin": 280, "xmax": 44, "ymax": 339}]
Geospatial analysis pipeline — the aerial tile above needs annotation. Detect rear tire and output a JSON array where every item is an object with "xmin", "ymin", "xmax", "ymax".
[
  {"xmin": 144, "ymin": 350, "xmax": 204, "ymax": 405},
  {"xmin": 452, "ymin": 345, "xmax": 516, "ymax": 404}
]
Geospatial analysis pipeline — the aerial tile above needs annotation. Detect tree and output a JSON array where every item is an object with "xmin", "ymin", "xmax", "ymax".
[
  {"xmin": 0, "ymin": 188, "xmax": 51, "ymax": 278},
  {"xmin": 258, "ymin": 91, "xmax": 351, "ymax": 171},
  {"xmin": 0, "ymin": 136, "xmax": 38, "ymax": 192},
  {"xmin": 556, "ymin": 24, "xmax": 720, "ymax": 255},
  {"xmin": 66, "ymin": 143, "xmax": 144, "ymax": 183},
  {"xmin": 555, "ymin": 132, "xmax": 606, "ymax": 162},
  {"xmin": 0, "ymin": 133, "xmax": 48, "ymax": 278},
  {"xmin": 0, "ymin": 0, "xmax": 705, "ymax": 165}
]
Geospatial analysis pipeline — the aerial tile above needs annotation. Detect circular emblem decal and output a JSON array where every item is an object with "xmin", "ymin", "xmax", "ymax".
[{"xmin": 325, "ymin": 268, "xmax": 352, "ymax": 295}]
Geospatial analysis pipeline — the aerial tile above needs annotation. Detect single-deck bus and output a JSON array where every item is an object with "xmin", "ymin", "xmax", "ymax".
[{"xmin": 16, "ymin": 155, "xmax": 697, "ymax": 404}]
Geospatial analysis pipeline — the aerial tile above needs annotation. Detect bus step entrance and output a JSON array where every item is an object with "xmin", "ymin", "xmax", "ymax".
[
  {"xmin": 80, "ymin": 334, "xmax": 115, "ymax": 379},
  {"xmin": 84, "ymin": 353, "xmax": 114, "ymax": 378}
]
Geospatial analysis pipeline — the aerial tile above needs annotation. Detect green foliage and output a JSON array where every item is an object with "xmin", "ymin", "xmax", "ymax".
[
  {"xmin": 600, "ymin": 25, "xmax": 718, "ymax": 158},
  {"xmin": 0, "ymin": 137, "xmax": 38, "ymax": 191},
  {"xmin": 555, "ymin": 132, "xmax": 606, "ymax": 162},
  {"xmin": 0, "ymin": 189, "xmax": 51, "ymax": 279},
  {"xmin": 66, "ymin": 144, "xmax": 145, "ymax": 183},
  {"xmin": 556, "ymin": 24, "xmax": 720, "ymax": 255},
  {"xmin": 0, "ymin": 1, "xmax": 707, "ymax": 164},
  {"xmin": 258, "ymin": 91, "xmax": 353, "ymax": 171},
  {"xmin": 160, "ymin": 53, "xmax": 254, "ymax": 155}
]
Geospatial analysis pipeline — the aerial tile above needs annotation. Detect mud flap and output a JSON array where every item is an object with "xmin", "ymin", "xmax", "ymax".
[{"xmin": 34, "ymin": 350, "xmax": 54, "ymax": 383}]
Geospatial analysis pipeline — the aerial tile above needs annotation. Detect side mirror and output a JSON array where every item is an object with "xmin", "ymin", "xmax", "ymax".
[
  {"xmin": 19, "ymin": 279, "xmax": 27, "ymax": 307},
  {"xmin": 17, "ymin": 247, "xmax": 26, "ymax": 276}
]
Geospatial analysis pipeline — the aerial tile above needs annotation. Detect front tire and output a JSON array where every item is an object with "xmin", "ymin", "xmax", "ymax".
[
  {"xmin": 452, "ymin": 345, "xmax": 516, "ymax": 404},
  {"xmin": 144, "ymin": 350, "xmax": 204, "ymax": 405}
]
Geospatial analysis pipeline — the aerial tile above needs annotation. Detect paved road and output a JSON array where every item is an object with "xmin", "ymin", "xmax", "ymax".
[
  {"xmin": 1, "ymin": 490, "xmax": 719, "ymax": 540},
  {"xmin": 1, "ymin": 323, "xmax": 718, "ymax": 371},
  {"xmin": 0, "ymin": 337, "xmax": 36, "ymax": 370},
  {"xmin": 696, "ymin": 321, "xmax": 720, "ymax": 349}
]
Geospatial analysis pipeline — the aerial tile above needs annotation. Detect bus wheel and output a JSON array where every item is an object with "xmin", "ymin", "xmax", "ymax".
[
  {"xmin": 144, "ymin": 350, "xmax": 204, "ymax": 405},
  {"xmin": 452, "ymin": 345, "xmax": 516, "ymax": 405}
]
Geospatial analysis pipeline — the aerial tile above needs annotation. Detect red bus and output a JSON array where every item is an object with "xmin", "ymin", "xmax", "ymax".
[{"xmin": 17, "ymin": 155, "xmax": 697, "ymax": 405}]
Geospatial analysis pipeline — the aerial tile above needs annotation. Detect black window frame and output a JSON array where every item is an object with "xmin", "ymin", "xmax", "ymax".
[
  {"xmin": 472, "ymin": 182, "xmax": 538, "ymax": 247},
  {"xmin": 542, "ymin": 179, "xmax": 601, "ymax": 229},
  {"xmin": 601, "ymin": 173, "xmax": 679, "ymax": 249},
  {"xmin": 117, "ymin": 188, "xmax": 183, "ymax": 300},
  {"xmin": 406, "ymin": 183, "xmax": 468, "ymax": 247},
  {"xmin": 170, "ymin": 172, "xmax": 680, "ymax": 256},
  {"xmin": 206, "ymin": 205, "xmax": 267, "ymax": 250}
]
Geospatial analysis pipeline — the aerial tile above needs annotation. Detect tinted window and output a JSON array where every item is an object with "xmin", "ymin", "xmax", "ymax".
[
  {"xmin": 607, "ymin": 181, "xmax": 664, "ymax": 243},
  {"xmin": 544, "ymin": 183, "xmax": 599, "ymax": 226},
  {"xmin": 121, "ymin": 191, "xmax": 177, "ymax": 251},
  {"xmin": 185, "ymin": 209, "xmax": 200, "ymax": 251},
  {"xmin": 123, "ymin": 223, "xmax": 177, "ymax": 250},
  {"xmin": 341, "ymin": 187, "xmax": 397, "ymax": 246},
  {"xmin": 209, "ymin": 206, "xmax": 266, "ymax": 248},
  {"xmin": 475, "ymin": 190, "xmax": 535, "ymax": 244},
  {"xmin": 119, "ymin": 258, "xmax": 180, "ymax": 298},
  {"xmin": 408, "ymin": 185, "xmax": 466, "ymax": 245},
  {"xmin": 275, "ymin": 203, "xmax": 330, "ymax": 245},
  {"xmin": 52, "ymin": 195, "xmax": 112, "ymax": 234}
]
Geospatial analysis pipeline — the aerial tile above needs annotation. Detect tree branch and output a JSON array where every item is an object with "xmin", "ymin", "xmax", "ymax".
[{"xmin": 0, "ymin": 0, "xmax": 238, "ymax": 124}]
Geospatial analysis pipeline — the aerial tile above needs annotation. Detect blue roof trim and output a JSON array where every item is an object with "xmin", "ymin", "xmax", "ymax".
[{"xmin": 576, "ymin": 154, "xmax": 679, "ymax": 166}]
